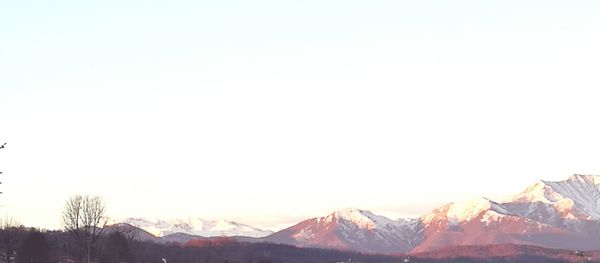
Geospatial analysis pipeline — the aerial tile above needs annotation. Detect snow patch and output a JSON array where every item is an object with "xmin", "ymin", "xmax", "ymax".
[{"xmin": 120, "ymin": 217, "xmax": 273, "ymax": 237}]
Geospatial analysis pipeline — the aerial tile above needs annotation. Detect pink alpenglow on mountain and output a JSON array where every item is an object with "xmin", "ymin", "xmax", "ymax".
[
  {"xmin": 266, "ymin": 174, "xmax": 600, "ymax": 254},
  {"xmin": 265, "ymin": 208, "xmax": 422, "ymax": 254}
]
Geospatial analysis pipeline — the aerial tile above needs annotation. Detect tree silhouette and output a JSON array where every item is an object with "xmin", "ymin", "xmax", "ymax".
[
  {"xmin": 16, "ymin": 231, "xmax": 49, "ymax": 263},
  {"xmin": 62, "ymin": 195, "xmax": 108, "ymax": 262},
  {"xmin": 0, "ymin": 217, "xmax": 22, "ymax": 263},
  {"xmin": 101, "ymin": 232, "xmax": 134, "ymax": 263}
]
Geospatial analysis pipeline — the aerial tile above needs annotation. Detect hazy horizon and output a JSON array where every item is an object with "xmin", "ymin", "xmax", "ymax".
[{"xmin": 2, "ymin": 1, "xmax": 600, "ymax": 231}]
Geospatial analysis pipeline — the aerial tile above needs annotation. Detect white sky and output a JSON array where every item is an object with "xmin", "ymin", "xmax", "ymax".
[{"xmin": 2, "ymin": 1, "xmax": 600, "ymax": 230}]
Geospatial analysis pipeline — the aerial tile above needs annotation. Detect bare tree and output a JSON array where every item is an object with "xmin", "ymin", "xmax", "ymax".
[
  {"xmin": 62, "ymin": 195, "xmax": 108, "ymax": 263},
  {"xmin": 0, "ymin": 217, "xmax": 22, "ymax": 263},
  {"xmin": 110, "ymin": 223, "xmax": 138, "ymax": 242}
]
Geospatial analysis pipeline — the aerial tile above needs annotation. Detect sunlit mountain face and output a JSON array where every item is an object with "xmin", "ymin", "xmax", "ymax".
[
  {"xmin": 111, "ymin": 175, "xmax": 600, "ymax": 254},
  {"xmin": 259, "ymin": 174, "xmax": 600, "ymax": 253}
]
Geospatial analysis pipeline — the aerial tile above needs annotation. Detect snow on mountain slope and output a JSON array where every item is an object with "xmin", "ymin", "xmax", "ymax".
[
  {"xmin": 422, "ymin": 174, "xmax": 600, "ymax": 231},
  {"xmin": 115, "ymin": 174, "xmax": 600, "ymax": 254},
  {"xmin": 268, "ymin": 175, "xmax": 600, "ymax": 254},
  {"xmin": 265, "ymin": 208, "xmax": 422, "ymax": 254},
  {"xmin": 511, "ymin": 174, "xmax": 600, "ymax": 220},
  {"xmin": 422, "ymin": 198, "xmax": 511, "ymax": 226},
  {"xmin": 411, "ymin": 174, "xmax": 600, "ymax": 252},
  {"xmin": 121, "ymin": 218, "xmax": 273, "ymax": 238},
  {"xmin": 329, "ymin": 208, "xmax": 406, "ymax": 230}
]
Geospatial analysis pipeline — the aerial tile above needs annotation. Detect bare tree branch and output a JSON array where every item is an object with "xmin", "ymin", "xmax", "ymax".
[
  {"xmin": 111, "ymin": 223, "xmax": 138, "ymax": 242},
  {"xmin": 62, "ymin": 195, "xmax": 108, "ymax": 261}
]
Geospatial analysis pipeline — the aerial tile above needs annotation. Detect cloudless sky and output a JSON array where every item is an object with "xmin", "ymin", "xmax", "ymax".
[{"xmin": 2, "ymin": 1, "xmax": 600, "ymax": 230}]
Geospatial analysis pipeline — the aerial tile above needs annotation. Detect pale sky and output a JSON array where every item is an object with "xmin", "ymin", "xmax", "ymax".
[{"xmin": 2, "ymin": 1, "xmax": 600, "ymax": 231}]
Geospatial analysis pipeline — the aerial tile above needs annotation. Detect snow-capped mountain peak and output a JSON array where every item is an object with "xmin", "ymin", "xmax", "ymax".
[
  {"xmin": 422, "ymin": 197, "xmax": 508, "ymax": 225},
  {"xmin": 568, "ymin": 174, "xmax": 600, "ymax": 184},
  {"xmin": 325, "ymin": 208, "xmax": 395, "ymax": 229},
  {"xmin": 267, "ymin": 175, "xmax": 600, "ymax": 254},
  {"xmin": 119, "ymin": 217, "xmax": 273, "ymax": 238},
  {"xmin": 510, "ymin": 174, "xmax": 600, "ymax": 219},
  {"xmin": 511, "ymin": 180, "xmax": 556, "ymax": 203},
  {"xmin": 267, "ymin": 208, "xmax": 423, "ymax": 254},
  {"xmin": 444, "ymin": 198, "xmax": 496, "ymax": 222}
]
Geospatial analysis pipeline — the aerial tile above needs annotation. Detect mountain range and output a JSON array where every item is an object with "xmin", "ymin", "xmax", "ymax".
[
  {"xmin": 115, "ymin": 174, "xmax": 600, "ymax": 255},
  {"xmin": 118, "ymin": 217, "xmax": 273, "ymax": 238}
]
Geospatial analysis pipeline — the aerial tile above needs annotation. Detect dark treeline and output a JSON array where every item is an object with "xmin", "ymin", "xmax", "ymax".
[
  {"xmin": 1, "ymin": 227, "xmax": 137, "ymax": 263},
  {"xmin": 0, "ymin": 226, "xmax": 586, "ymax": 263},
  {"xmin": 2, "ymin": 227, "xmax": 404, "ymax": 263}
]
